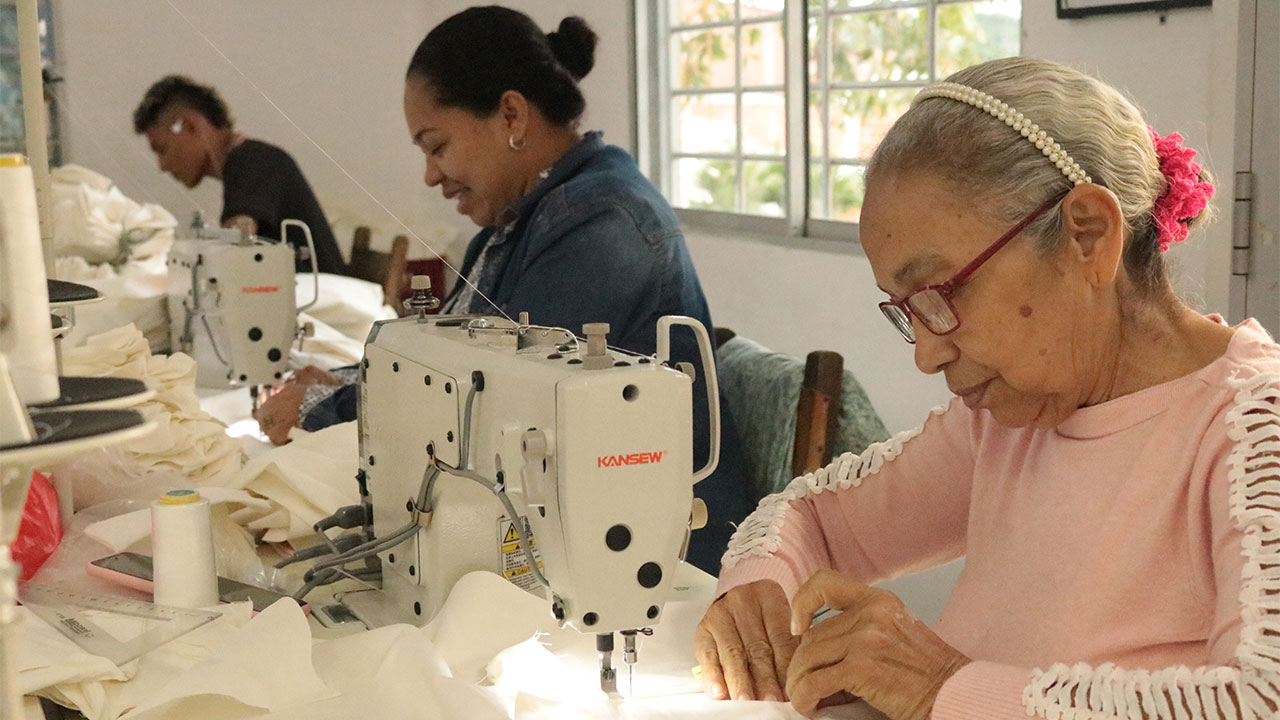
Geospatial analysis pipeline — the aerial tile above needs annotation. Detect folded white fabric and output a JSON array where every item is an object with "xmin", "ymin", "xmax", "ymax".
[
  {"xmin": 215, "ymin": 422, "xmax": 360, "ymax": 542},
  {"xmin": 117, "ymin": 600, "xmax": 331, "ymax": 719},
  {"xmin": 51, "ymin": 164, "xmax": 176, "ymax": 265},
  {"xmin": 49, "ymin": 325, "xmax": 244, "ymax": 509},
  {"xmin": 296, "ymin": 273, "xmax": 396, "ymax": 340},
  {"xmin": 17, "ymin": 602, "xmax": 256, "ymax": 720},
  {"xmin": 55, "ymin": 255, "xmax": 171, "ymax": 353}
]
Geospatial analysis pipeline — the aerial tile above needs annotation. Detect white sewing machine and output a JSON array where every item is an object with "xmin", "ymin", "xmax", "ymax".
[
  {"xmin": 334, "ymin": 300, "xmax": 718, "ymax": 694},
  {"xmin": 167, "ymin": 219, "xmax": 318, "ymax": 389}
]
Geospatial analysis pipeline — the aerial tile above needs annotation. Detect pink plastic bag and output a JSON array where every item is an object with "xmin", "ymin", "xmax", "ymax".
[{"xmin": 12, "ymin": 470, "xmax": 62, "ymax": 581}]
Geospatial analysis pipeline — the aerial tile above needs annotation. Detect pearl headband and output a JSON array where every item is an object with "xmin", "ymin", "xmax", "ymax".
[{"xmin": 914, "ymin": 82, "xmax": 1093, "ymax": 186}]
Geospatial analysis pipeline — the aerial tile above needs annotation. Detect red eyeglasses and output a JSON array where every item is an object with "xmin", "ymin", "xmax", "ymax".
[{"xmin": 878, "ymin": 191, "xmax": 1068, "ymax": 344}]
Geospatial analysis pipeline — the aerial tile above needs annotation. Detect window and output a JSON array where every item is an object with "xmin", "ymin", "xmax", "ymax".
[
  {"xmin": 644, "ymin": 0, "xmax": 1020, "ymax": 239},
  {"xmin": 0, "ymin": 1, "xmax": 62, "ymax": 165}
]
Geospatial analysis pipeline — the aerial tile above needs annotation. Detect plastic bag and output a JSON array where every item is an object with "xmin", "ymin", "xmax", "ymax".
[{"xmin": 12, "ymin": 470, "xmax": 62, "ymax": 581}]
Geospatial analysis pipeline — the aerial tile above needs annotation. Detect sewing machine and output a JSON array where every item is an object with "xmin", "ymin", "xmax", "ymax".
[
  {"xmin": 334, "ymin": 296, "xmax": 719, "ymax": 695},
  {"xmin": 167, "ymin": 219, "xmax": 317, "ymax": 389}
]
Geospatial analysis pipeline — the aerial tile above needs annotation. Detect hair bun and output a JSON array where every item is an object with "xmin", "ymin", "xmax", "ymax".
[{"xmin": 547, "ymin": 16, "xmax": 597, "ymax": 81}]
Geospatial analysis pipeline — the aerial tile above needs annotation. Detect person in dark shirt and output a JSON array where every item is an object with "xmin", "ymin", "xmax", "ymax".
[{"xmin": 132, "ymin": 75, "xmax": 344, "ymax": 274}]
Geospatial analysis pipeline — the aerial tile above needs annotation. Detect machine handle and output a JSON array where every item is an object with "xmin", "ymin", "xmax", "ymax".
[
  {"xmin": 656, "ymin": 316, "xmax": 720, "ymax": 485},
  {"xmin": 282, "ymin": 219, "xmax": 320, "ymax": 313}
]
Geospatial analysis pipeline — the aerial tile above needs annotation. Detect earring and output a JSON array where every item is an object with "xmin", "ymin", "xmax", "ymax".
[{"xmin": 508, "ymin": 135, "xmax": 525, "ymax": 151}]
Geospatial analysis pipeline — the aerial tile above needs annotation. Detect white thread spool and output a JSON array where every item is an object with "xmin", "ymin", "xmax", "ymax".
[
  {"xmin": 0, "ymin": 154, "xmax": 59, "ymax": 405},
  {"xmin": 151, "ymin": 489, "xmax": 218, "ymax": 608}
]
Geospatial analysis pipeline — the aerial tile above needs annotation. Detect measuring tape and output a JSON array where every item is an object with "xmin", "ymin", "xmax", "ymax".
[{"xmin": 19, "ymin": 583, "xmax": 222, "ymax": 666}]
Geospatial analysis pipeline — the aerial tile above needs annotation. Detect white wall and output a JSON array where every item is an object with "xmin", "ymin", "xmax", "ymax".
[{"xmin": 54, "ymin": 0, "xmax": 634, "ymax": 264}]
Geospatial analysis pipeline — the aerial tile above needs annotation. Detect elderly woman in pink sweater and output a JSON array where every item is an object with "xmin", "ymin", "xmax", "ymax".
[{"xmin": 696, "ymin": 56, "xmax": 1279, "ymax": 720}]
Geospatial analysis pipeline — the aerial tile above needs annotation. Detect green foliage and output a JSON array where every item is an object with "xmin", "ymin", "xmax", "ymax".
[{"xmin": 677, "ymin": 1, "xmax": 1018, "ymax": 218}]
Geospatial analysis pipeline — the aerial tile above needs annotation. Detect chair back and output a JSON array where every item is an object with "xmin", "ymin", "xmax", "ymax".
[
  {"xmin": 714, "ymin": 331, "xmax": 888, "ymax": 503},
  {"xmin": 347, "ymin": 226, "xmax": 410, "ymax": 309}
]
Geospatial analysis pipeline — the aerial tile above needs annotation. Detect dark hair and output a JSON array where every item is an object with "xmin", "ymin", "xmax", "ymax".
[
  {"xmin": 405, "ymin": 6, "xmax": 597, "ymax": 127},
  {"xmin": 132, "ymin": 75, "xmax": 232, "ymax": 133}
]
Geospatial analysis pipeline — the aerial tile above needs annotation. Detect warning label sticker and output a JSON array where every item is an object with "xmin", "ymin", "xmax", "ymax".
[{"xmin": 499, "ymin": 516, "xmax": 544, "ymax": 592}]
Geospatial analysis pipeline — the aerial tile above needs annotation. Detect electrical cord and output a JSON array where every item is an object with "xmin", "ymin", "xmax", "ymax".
[{"xmin": 275, "ymin": 533, "xmax": 364, "ymax": 569}]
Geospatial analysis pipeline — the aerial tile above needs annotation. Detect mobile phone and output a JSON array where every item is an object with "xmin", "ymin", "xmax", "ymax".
[{"xmin": 87, "ymin": 552, "xmax": 309, "ymax": 615}]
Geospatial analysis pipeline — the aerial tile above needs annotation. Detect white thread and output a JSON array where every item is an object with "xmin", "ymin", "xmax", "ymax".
[
  {"xmin": 1021, "ymin": 371, "xmax": 1280, "ymax": 719},
  {"xmin": 914, "ymin": 82, "xmax": 1093, "ymax": 187},
  {"xmin": 151, "ymin": 489, "xmax": 218, "ymax": 608},
  {"xmin": 720, "ymin": 404, "xmax": 950, "ymax": 570}
]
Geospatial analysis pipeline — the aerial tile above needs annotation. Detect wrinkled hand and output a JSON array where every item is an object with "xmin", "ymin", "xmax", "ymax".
[
  {"xmin": 786, "ymin": 569, "xmax": 970, "ymax": 720},
  {"xmin": 254, "ymin": 382, "xmax": 307, "ymax": 445},
  {"xmin": 695, "ymin": 579, "xmax": 799, "ymax": 702}
]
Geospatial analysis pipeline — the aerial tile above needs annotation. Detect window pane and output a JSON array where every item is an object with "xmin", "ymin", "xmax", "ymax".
[
  {"xmin": 676, "ymin": 158, "xmax": 738, "ymax": 212},
  {"xmin": 829, "ymin": 164, "xmax": 867, "ymax": 222},
  {"xmin": 829, "ymin": 0, "xmax": 921, "ymax": 8},
  {"xmin": 741, "ymin": 0, "xmax": 785, "ymax": 19},
  {"xmin": 828, "ymin": 87, "xmax": 917, "ymax": 160},
  {"xmin": 808, "ymin": 91, "xmax": 826, "ymax": 160},
  {"xmin": 829, "ymin": 8, "xmax": 928, "ymax": 83},
  {"xmin": 674, "ymin": 94, "xmax": 737, "ymax": 154},
  {"xmin": 674, "ymin": 27, "xmax": 736, "ymax": 89},
  {"xmin": 673, "ymin": 0, "xmax": 732, "ymax": 26},
  {"xmin": 936, "ymin": 0, "xmax": 1021, "ymax": 77},
  {"xmin": 741, "ymin": 21, "xmax": 784, "ymax": 86},
  {"xmin": 743, "ymin": 161, "xmax": 785, "ymax": 217},
  {"xmin": 810, "ymin": 161, "xmax": 827, "ymax": 218},
  {"xmin": 742, "ymin": 92, "xmax": 786, "ymax": 155},
  {"xmin": 807, "ymin": 15, "xmax": 823, "ymax": 83}
]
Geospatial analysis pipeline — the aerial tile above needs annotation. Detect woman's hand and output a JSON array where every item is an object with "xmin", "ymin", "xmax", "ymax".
[
  {"xmin": 786, "ymin": 570, "xmax": 970, "ymax": 720},
  {"xmin": 253, "ymin": 366, "xmax": 343, "ymax": 444},
  {"xmin": 254, "ymin": 383, "xmax": 307, "ymax": 445},
  {"xmin": 695, "ymin": 579, "xmax": 799, "ymax": 702}
]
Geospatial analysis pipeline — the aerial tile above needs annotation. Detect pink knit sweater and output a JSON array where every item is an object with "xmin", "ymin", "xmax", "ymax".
[{"xmin": 716, "ymin": 318, "xmax": 1280, "ymax": 719}]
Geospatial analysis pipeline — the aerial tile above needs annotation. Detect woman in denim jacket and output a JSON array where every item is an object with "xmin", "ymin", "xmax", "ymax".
[{"xmin": 261, "ymin": 6, "xmax": 749, "ymax": 574}]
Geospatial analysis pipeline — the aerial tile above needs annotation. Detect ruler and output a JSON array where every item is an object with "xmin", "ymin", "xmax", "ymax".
[{"xmin": 19, "ymin": 583, "xmax": 222, "ymax": 666}]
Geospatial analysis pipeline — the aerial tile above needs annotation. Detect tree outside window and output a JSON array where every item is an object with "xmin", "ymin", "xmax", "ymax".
[{"xmin": 661, "ymin": 0, "xmax": 1019, "ymax": 231}]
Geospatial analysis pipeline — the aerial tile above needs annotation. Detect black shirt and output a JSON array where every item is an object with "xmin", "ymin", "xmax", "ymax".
[{"xmin": 220, "ymin": 139, "xmax": 344, "ymax": 274}]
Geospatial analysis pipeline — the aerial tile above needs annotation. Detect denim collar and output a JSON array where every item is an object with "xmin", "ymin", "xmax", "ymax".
[{"xmin": 501, "ymin": 130, "xmax": 604, "ymax": 224}]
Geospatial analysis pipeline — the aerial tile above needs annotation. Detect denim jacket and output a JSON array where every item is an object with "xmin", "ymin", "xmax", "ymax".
[{"xmin": 304, "ymin": 132, "xmax": 749, "ymax": 574}]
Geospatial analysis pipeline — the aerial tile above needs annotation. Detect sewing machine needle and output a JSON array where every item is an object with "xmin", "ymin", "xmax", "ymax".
[{"xmin": 628, "ymin": 665, "xmax": 633, "ymax": 698}]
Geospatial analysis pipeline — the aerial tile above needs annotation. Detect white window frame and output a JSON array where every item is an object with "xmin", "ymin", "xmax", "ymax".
[{"xmin": 637, "ymin": 0, "xmax": 1021, "ymax": 245}]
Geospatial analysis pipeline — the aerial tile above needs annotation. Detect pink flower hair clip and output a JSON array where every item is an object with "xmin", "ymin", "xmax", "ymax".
[{"xmin": 1149, "ymin": 127, "xmax": 1215, "ymax": 252}]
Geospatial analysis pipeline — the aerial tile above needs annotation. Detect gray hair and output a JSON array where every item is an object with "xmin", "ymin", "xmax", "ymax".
[{"xmin": 866, "ymin": 56, "xmax": 1214, "ymax": 295}]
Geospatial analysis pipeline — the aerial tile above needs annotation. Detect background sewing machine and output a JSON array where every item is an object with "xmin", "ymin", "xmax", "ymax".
[
  {"xmin": 167, "ymin": 219, "xmax": 318, "ymax": 390},
  {"xmin": 331, "ymin": 301, "xmax": 719, "ymax": 694}
]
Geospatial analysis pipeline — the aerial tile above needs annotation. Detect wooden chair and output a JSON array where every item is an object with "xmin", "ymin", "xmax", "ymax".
[
  {"xmin": 714, "ymin": 328, "xmax": 843, "ymax": 480},
  {"xmin": 346, "ymin": 226, "xmax": 410, "ymax": 310}
]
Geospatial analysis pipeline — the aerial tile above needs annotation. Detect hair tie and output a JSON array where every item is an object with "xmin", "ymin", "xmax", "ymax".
[{"xmin": 1149, "ymin": 128, "xmax": 1214, "ymax": 252}]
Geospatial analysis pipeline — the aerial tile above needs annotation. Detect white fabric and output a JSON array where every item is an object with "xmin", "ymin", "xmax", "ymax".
[
  {"xmin": 49, "ymin": 325, "xmax": 245, "ymax": 509},
  {"xmin": 55, "ymin": 255, "xmax": 170, "ymax": 353},
  {"xmin": 295, "ymin": 273, "xmax": 395, "ymax": 341},
  {"xmin": 82, "ymin": 488, "xmax": 272, "ymax": 553},
  {"xmin": 17, "ymin": 567, "xmax": 887, "ymax": 719},
  {"xmin": 16, "ymin": 602, "xmax": 257, "ymax": 720},
  {"xmin": 51, "ymin": 164, "xmax": 176, "ymax": 264},
  {"xmin": 213, "ymin": 422, "xmax": 361, "ymax": 542}
]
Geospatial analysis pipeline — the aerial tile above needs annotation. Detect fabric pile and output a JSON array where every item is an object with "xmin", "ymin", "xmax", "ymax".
[
  {"xmin": 49, "ymin": 325, "xmax": 244, "ymax": 508},
  {"xmin": 15, "ymin": 570, "xmax": 858, "ymax": 720},
  {"xmin": 51, "ymin": 164, "xmax": 178, "ymax": 266},
  {"xmin": 49, "ymin": 164, "xmax": 180, "ymax": 351}
]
